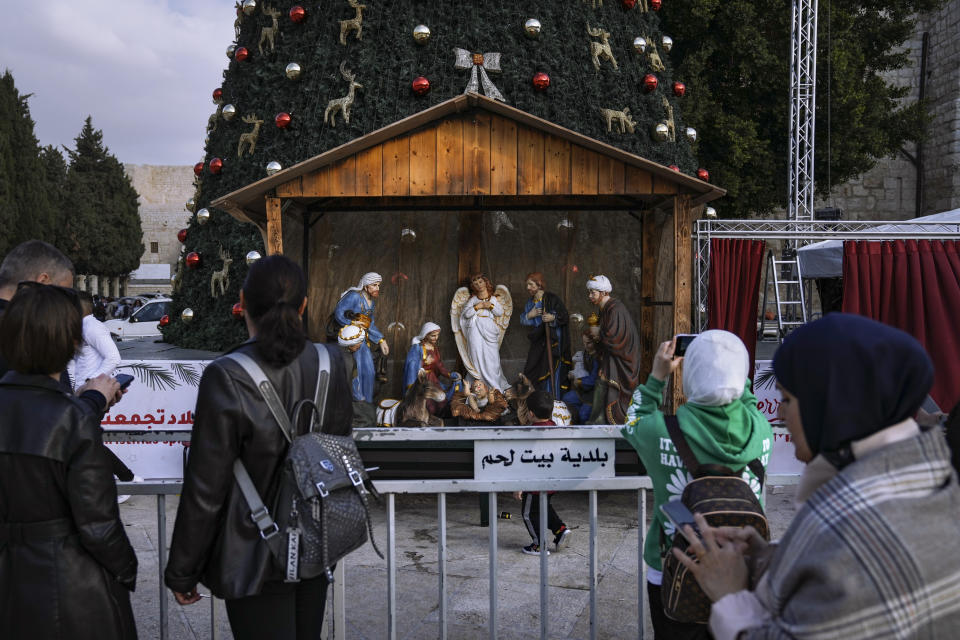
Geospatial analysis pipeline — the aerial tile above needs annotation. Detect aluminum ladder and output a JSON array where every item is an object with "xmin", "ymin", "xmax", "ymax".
[{"xmin": 759, "ymin": 249, "xmax": 807, "ymax": 341}]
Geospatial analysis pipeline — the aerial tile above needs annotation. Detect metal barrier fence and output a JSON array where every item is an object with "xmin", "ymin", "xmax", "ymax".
[{"xmin": 112, "ymin": 426, "xmax": 796, "ymax": 639}]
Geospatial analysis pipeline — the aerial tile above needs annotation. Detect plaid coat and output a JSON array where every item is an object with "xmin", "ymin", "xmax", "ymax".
[{"xmin": 724, "ymin": 428, "xmax": 960, "ymax": 639}]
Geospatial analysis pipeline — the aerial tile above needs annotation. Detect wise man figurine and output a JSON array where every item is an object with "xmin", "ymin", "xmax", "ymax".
[
  {"xmin": 519, "ymin": 271, "xmax": 571, "ymax": 395},
  {"xmin": 334, "ymin": 272, "xmax": 389, "ymax": 403},
  {"xmin": 338, "ymin": 324, "xmax": 376, "ymax": 427},
  {"xmin": 585, "ymin": 275, "xmax": 641, "ymax": 424}
]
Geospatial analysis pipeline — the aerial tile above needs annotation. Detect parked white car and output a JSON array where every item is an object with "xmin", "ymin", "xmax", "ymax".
[{"xmin": 104, "ymin": 297, "xmax": 172, "ymax": 341}]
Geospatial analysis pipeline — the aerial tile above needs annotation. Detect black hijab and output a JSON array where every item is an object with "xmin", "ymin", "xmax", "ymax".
[{"xmin": 773, "ymin": 313, "xmax": 933, "ymax": 467}]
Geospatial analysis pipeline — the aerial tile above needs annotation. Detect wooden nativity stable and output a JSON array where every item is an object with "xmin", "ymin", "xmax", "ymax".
[{"xmin": 212, "ymin": 93, "xmax": 724, "ymax": 409}]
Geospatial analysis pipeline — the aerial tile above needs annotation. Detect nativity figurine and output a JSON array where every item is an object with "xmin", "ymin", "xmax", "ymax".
[
  {"xmin": 402, "ymin": 322, "xmax": 461, "ymax": 415},
  {"xmin": 333, "ymin": 272, "xmax": 389, "ymax": 403},
  {"xmin": 450, "ymin": 274, "xmax": 512, "ymax": 392},
  {"xmin": 586, "ymin": 275, "xmax": 641, "ymax": 424},
  {"xmin": 520, "ymin": 271, "xmax": 571, "ymax": 395},
  {"xmin": 450, "ymin": 378, "xmax": 509, "ymax": 424}
]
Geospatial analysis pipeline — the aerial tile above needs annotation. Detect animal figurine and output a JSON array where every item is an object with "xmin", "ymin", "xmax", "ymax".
[
  {"xmin": 509, "ymin": 373, "xmax": 572, "ymax": 426},
  {"xmin": 210, "ymin": 246, "xmax": 233, "ymax": 298},
  {"xmin": 339, "ymin": 0, "xmax": 366, "ymax": 45},
  {"xmin": 600, "ymin": 107, "xmax": 637, "ymax": 134},
  {"xmin": 377, "ymin": 370, "xmax": 447, "ymax": 427},
  {"xmin": 324, "ymin": 62, "xmax": 362, "ymax": 127},
  {"xmin": 258, "ymin": 3, "xmax": 282, "ymax": 55},
  {"xmin": 237, "ymin": 114, "xmax": 264, "ymax": 157},
  {"xmin": 587, "ymin": 23, "xmax": 618, "ymax": 71}
]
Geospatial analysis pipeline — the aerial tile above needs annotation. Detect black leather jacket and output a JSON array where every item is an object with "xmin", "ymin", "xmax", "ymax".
[
  {"xmin": 165, "ymin": 341, "xmax": 353, "ymax": 599},
  {"xmin": 0, "ymin": 371, "xmax": 138, "ymax": 639}
]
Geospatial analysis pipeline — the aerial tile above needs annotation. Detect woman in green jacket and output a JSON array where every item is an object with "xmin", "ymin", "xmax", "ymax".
[{"xmin": 621, "ymin": 330, "xmax": 773, "ymax": 639}]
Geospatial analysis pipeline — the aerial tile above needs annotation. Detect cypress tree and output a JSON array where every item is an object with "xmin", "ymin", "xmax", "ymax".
[
  {"xmin": 61, "ymin": 117, "xmax": 143, "ymax": 276},
  {"xmin": 166, "ymin": 0, "xmax": 698, "ymax": 350},
  {"xmin": 0, "ymin": 70, "xmax": 59, "ymax": 257}
]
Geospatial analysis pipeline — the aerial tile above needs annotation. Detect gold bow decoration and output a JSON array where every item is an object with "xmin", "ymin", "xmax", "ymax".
[{"xmin": 453, "ymin": 48, "xmax": 505, "ymax": 102}]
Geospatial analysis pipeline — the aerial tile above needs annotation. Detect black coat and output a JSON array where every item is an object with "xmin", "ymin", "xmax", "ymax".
[
  {"xmin": 0, "ymin": 372, "xmax": 137, "ymax": 640},
  {"xmin": 164, "ymin": 341, "xmax": 353, "ymax": 599}
]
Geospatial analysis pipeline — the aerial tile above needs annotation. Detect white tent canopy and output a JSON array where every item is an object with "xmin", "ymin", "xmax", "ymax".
[{"xmin": 797, "ymin": 208, "xmax": 960, "ymax": 278}]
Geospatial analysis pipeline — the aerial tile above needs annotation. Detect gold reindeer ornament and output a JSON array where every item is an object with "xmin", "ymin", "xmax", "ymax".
[
  {"xmin": 339, "ymin": 0, "xmax": 366, "ymax": 45},
  {"xmin": 587, "ymin": 23, "xmax": 618, "ymax": 71},
  {"xmin": 599, "ymin": 107, "xmax": 637, "ymax": 134},
  {"xmin": 237, "ymin": 115, "xmax": 264, "ymax": 157},
  {"xmin": 210, "ymin": 246, "xmax": 233, "ymax": 298},
  {"xmin": 258, "ymin": 3, "xmax": 282, "ymax": 55},
  {"xmin": 324, "ymin": 62, "xmax": 362, "ymax": 127}
]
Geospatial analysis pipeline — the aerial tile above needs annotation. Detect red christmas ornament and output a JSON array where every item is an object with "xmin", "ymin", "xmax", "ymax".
[
  {"xmin": 275, "ymin": 112, "xmax": 292, "ymax": 128},
  {"xmin": 185, "ymin": 252, "xmax": 201, "ymax": 269},
  {"xmin": 289, "ymin": 5, "xmax": 306, "ymax": 22},
  {"xmin": 532, "ymin": 72, "xmax": 550, "ymax": 91},
  {"xmin": 668, "ymin": 165, "xmax": 680, "ymax": 172},
  {"xmin": 412, "ymin": 76, "xmax": 431, "ymax": 96},
  {"xmin": 622, "ymin": 0, "xmax": 637, "ymax": 8},
  {"xmin": 177, "ymin": 228, "xmax": 187, "ymax": 243},
  {"xmin": 193, "ymin": 162, "xmax": 204, "ymax": 176},
  {"xmin": 234, "ymin": 47, "xmax": 249, "ymax": 62},
  {"xmin": 212, "ymin": 88, "xmax": 223, "ymax": 102},
  {"xmin": 232, "ymin": 302, "xmax": 244, "ymax": 318},
  {"xmin": 209, "ymin": 157, "xmax": 223, "ymax": 174},
  {"xmin": 643, "ymin": 74, "xmax": 658, "ymax": 92},
  {"xmin": 159, "ymin": 314, "xmax": 170, "ymax": 328},
  {"xmin": 697, "ymin": 168, "xmax": 710, "ymax": 182},
  {"xmin": 651, "ymin": 0, "xmax": 662, "ymax": 9},
  {"xmin": 673, "ymin": 81, "xmax": 686, "ymax": 97}
]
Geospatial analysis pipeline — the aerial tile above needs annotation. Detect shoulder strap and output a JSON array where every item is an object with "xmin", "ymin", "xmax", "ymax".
[
  {"xmin": 225, "ymin": 351, "xmax": 294, "ymax": 443},
  {"xmin": 747, "ymin": 458, "xmax": 766, "ymax": 489},
  {"xmin": 312, "ymin": 343, "xmax": 331, "ymax": 431},
  {"xmin": 664, "ymin": 415, "xmax": 702, "ymax": 477}
]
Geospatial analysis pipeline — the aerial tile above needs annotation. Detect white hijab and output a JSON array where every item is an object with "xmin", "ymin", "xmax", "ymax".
[
  {"xmin": 340, "ymin": 272, "xmax": 382, "ymax": 299},
  {"xmin": 412, "ymin": 322, "xmax": 441, "ymax": 346},
  {"xmin": 682, "ymin": 330, "xmax": 749, "ymax": 407}
]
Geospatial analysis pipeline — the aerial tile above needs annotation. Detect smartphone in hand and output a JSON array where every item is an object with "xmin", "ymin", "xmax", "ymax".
[
  {"xmin": 114, "ymin": 373, "xmax": 134, "ymax": 390},
  {"xmin": 674, "ymin": 334, "xmax": 697, "ymax": 358},
  {"xmin": 660, "ymin": 500, "xmax": 702, "ymax": 543}
]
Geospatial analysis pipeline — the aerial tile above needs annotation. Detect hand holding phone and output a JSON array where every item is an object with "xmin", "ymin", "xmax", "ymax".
[
  {"xmin": 114, "ymin": 373, "xmax": 134, "ymax": 390},
  {"xmin": 660, "ymin": 500, "xmax": 702, "ymax": 543},
  {"xmin": 674, "ymin": 334, "xmax": 697, "ymax": 358}
]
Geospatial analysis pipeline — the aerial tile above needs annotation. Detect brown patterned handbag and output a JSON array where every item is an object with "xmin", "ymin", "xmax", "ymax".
[{"xmin": 659, "ymin": 416, "xmax": 769, "ymax": 624}]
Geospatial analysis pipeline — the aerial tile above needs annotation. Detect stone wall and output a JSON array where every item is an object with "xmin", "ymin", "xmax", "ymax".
[
  {"xmin": 124, "ymin": 164, "xmax": 194, "ymax": 293},
  {"xmin": 821, "ymin": 2, "xmax": 960, "ymax": 220}
]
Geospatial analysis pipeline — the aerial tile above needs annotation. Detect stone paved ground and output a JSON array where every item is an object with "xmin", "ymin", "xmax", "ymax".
[{"xmin": 122, "ymin": 485, "xmax": 798, "ymax": 639}]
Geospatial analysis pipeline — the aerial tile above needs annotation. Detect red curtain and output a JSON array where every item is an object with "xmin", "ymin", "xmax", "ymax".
[
  {"xmin": 708, "ymin": 238, "xmax": 766, "ymax": 382},
  {"xmin": 842, "ymin": 240, "xmax": 960, "ymax": 412}
]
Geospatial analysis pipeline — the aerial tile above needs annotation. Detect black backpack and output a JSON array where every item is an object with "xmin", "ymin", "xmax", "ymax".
[
  {"xmin": 226, "ymin": 344, "xmax": 382, "ymax": 583},
  {"xmin": 659, "ymin": 415, "xmax": 769, "ymax": 624}
]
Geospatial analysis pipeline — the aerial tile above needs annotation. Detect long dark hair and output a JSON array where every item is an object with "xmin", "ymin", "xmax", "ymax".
[{"xmin": 242, "ymin": 255, "xmax": 307, "ymax": 367}]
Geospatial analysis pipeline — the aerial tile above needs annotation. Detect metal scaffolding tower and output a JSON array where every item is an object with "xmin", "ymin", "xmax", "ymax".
[{"xmin": 788, "ymin": 0, "xmax": 819, "ymax": 237}]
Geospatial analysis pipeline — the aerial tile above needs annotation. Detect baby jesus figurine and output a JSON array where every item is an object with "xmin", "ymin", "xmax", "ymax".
[{"xmin": 451, "ymin": 379, "xmax": 508, "ymax": 424}]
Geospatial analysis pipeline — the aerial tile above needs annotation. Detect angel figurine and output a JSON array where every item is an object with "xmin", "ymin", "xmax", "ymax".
[{"xmin": 450, "ymin": 273, "xmax": 513, "ymax": 392}]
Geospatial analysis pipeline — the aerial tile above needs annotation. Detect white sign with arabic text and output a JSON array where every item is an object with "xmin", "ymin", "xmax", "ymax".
[{"xmin": 475, "ymin": 439, "xmax": 615, "ymax": 481}]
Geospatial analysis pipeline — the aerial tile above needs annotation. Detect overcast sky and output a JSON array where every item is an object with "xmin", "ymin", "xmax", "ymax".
[{"xmin": 0, "ymin": 0, "xmax": 235, "ymax": 166}]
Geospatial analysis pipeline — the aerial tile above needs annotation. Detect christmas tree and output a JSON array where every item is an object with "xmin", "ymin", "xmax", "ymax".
[{"xmin": 165, "ymin": 0, "xmax": 701, "ymax": 350}]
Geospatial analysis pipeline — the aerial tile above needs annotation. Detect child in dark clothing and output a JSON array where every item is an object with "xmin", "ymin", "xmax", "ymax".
[{"xmin": 516, "ymin": 391, "xmax": 571, "ymax": 555}]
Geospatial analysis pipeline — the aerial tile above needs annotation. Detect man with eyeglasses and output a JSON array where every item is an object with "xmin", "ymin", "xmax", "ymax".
[{"xmin": 0, "ymin": 240, "xmax": 122, "ymax": 412}]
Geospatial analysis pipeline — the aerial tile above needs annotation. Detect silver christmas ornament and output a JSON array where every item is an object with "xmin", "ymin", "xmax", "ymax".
[
  {"xmin": 633, "ymin": 37, "xmax": 647, "ymax": 54},
  {"xmin": 226, "ymin": 44, "xmax": 236, "ymax": 58},
  {"xmin": 653, "ymin": 123, "xmax": 670, "ymax": 142},
  {"xmin": 197, "ymin": 208, "xmax": 211, "ymax": 225},
  {"xmin": 524, "ymin": 18, "xmax": 542, "ymax": 39},
  {"xmin": 662, "ymin": 35, "xmax": 673, "ymax": 53},
  {"xmin": 413, "ymin": 24, "xmax": 431, "ymax": 44},
  {"xmin": 222, "ymin": 104, "xmax": 237, "ymax": 121},
  {"xmin": 556, "ymin": 217, "xmax": 575, "ymax": 232},
  {"xmin": 685, "ymin": 127, "xmax": 697, "ymax": 143},
  {"xmin": 181, "ymin": 308, "xmax": 195, "ymax": 322},
  {"xmin": 705, "ymin": 206, "xmax": 718, "ymax": 219},
  {"xmin": 185, "ymin": 198, "xmax": 195, "ymax": 212},
  {"xmin": 266, "ymin": 161, "xmax": 282, "ymax": 175},
  {"xmin": 246, "ymin": 250, "xmax": 262, "ymax": 265},
  {"xmin": 242, "ymin": 0, "xmax": 257, "ymax": 16},
  {"xmin": 285, "ymin": 62, "xmax": 302, "ymax": 80},
  {"xmin": 400, "ymin": 228, "xmax": 417, "ymax": 243}
]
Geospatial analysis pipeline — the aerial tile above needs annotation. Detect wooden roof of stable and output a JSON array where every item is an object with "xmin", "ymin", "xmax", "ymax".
[{"xmin": 212, "ymin": 93, "xmax": 725, "ymax": 225}]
